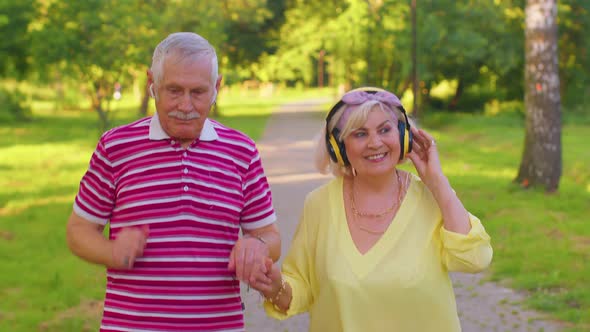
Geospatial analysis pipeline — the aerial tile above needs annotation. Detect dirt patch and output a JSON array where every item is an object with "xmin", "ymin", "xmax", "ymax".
[
  {"xmin": 572, "ymin": 235, "xmax": 590, "ymax": 253},
  {"xmin": 546, "ymin": 228, "xmax": 564, "ymax": 240},
  {"xmin": 455, "ymin": 133, "xmax": 484, "ymax": 143},
  {"xmin": 38, "ymin": 299, "xmax": 103, "ymax": 332},
  {"xmin": 0, "ymin": 230, "xmax": 14, "ymax": 241}
]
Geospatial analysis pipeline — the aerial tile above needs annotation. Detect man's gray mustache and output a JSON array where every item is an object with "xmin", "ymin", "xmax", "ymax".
[{"xmin": 168, "ymin": 111, "xmax": 200, "ymax": 120}]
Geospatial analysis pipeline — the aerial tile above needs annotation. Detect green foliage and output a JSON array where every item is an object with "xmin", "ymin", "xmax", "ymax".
[
  {"xmin": 484, "ymin": 99, "xmax": 524, "ymax": 117},
  {"xmin": 2, "ymin": 0, "xmax": 587, "ymax": 117},
  {"xmin": 0, "ymin": 0, "xmax": 35, "ymax": 78},
  {"xmin": 558, "ymin": 0, "xmax": 590, "ymax": 109},
  {"xmin": 0, "ymin": 87, "xmax": 31, "ymax": 121}
]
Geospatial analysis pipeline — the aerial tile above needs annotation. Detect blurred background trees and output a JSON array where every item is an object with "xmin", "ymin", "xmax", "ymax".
[
  {"xmin": 0, "ymin": 0, "xmax": 587, "ymax": 190},
  {"xmin": 3, "ymin": 0, "xmax": 588, "ymax": 115}
]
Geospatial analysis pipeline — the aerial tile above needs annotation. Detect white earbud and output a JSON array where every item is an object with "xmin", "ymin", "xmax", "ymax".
[
  {"xmin": 149, "ymin": 84, "xmax": 156, "ymax": 99},
  {"xmin": 211, "ymin": 89, "xmax": 217, "ymax": 105}
]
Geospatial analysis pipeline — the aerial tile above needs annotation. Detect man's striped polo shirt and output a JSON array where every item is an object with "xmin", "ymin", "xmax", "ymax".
[{"xmin": 73, "ymin": 115, "xmax": 276, "ymax": 332}]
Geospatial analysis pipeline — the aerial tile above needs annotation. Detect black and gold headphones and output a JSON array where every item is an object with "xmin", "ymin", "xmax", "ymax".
[{"xmin": 325, "ymin": 87, "xmax": 413, "ymax": 166}]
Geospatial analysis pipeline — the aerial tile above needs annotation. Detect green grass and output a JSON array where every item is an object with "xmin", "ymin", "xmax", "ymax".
[
  {"xmin": 416, "ymin": 112, "xmax": 590, "ymax": 330},
  {"xmin": 1, "ymin": 91, "xmax": 589, "ymax": 331}
]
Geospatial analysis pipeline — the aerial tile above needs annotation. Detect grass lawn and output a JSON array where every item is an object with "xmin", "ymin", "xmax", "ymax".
[
  {"xmin": 417, "ymin": 112, "xmax": 590, "ymax": 331},
  {"xmin": 0, "ymin": 89, "xmax": 588, "ymax": 331}
]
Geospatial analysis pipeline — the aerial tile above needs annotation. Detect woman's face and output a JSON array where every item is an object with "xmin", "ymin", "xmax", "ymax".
[{"xmin": 343, "ymin": 109, "xmax": 400, "ymax": 177}]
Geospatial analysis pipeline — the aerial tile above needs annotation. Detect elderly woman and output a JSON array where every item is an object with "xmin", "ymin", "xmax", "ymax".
[{"xmin": 251, "ymin": 87, "xmax": 493, "ymax": 332}]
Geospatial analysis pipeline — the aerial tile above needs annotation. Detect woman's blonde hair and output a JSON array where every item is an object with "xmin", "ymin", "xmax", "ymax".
[{"xmin": 315, "ymin": 100, "xmax": 411, "ymax": 177}]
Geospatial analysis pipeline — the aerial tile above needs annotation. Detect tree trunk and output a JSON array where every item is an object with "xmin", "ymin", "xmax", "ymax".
[
  {"xmin": 90, "ymin": 81, "xmax": 109, "ymax": 133},
  {"xmin": 95, "ymin": 100, "xmax": 109, "ymax": 133},
  {"xmin": 448, "ymin": 78, "xmax": 464, "ymax": 111},
  {"xmin": 515, "ymin": 0, "xmax": 561, "ymax": 192}
]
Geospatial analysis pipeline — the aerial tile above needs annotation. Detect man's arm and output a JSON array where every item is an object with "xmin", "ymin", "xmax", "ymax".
[
  {"xmin": 228, "ymin": 223, "xmax": 281, "ymax": 283},
  {"xmin": 66, "ymin": 211, "xmax": 148, "ymax": 270},
  {"xmin": 66, "ymin": 212, "xmax": 114, "ymax": 267},
  {"xmin": 243, "ymin": 223, "xmax": 281, "ymax": 262}
]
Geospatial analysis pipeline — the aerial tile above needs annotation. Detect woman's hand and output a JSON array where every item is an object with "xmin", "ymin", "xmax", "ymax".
[
  {"xmin": 247, "ymin": 257, "xmax": 282, "ymax": 298},
  {"xmin": 407, "ymin": 128, "xmax": 446, "ymax": 190}
]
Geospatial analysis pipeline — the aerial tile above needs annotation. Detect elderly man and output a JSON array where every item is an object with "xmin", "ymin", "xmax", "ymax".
[{"xmin": 66, "ymin": 32, "xmax": 280, "ymax": 332}]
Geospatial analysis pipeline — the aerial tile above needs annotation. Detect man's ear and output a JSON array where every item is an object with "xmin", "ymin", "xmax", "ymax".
[
  {"xmin": 147, "ymin": 69, "xmax": 154, "ymax": 85},
  {"xmin": 212, "ymin": 75, "xmax": 222, "ymax": 104},
  {"xmin": 147, "ymin": 70, "xmax": 156, "ymax": 99}
]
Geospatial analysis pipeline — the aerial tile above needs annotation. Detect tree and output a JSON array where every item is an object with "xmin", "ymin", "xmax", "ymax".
[
  {"xmin": 0, "ymin": 0, "xmax": 34, "ymax": 78},
  {"xmin": 515, "ymin": 0, "xmax": 561, "ymax": 192},
  {"xmin": 31, "ymin": 0, "xmax": 160, "ymax": 131},
  {"xmin": 0, "ymin": 0, "xmax": 35, "ymax": 121}
]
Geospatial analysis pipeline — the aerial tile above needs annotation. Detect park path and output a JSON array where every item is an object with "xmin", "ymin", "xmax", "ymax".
[{"xmin": 242, "ymin": 99, "xmax": 565, "ymax": 332}]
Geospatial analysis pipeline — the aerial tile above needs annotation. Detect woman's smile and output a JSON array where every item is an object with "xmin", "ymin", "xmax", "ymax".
[{"xmin": 365, "ymin": 152, "xmax": 388, "ymax": 161}]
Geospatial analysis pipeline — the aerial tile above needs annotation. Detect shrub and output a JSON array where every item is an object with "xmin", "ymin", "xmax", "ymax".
[{"xmin": 0, "ymin": 88, "xmax": 32, "ymax": 122}]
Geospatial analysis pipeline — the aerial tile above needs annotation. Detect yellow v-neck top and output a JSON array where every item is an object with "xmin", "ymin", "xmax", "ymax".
[{"xmin": 265, "ymin": 174, "xmax": 493, "ymax": 332}]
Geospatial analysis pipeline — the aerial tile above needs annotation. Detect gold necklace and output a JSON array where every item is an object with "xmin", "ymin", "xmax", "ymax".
[
  {"xmin": 352, "ymin": 219, "xmax": 389, "ymax": 234},
  {"xmin": 349, "ymin": 171, "xmax": 410, "ymax": 234},
  {"xmin": 351, "ymin": 170, "xmax": 403, "ymax": 219}
]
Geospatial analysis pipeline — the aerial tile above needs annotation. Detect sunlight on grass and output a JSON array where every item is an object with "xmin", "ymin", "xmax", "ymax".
[
  {"xmin": 444, "ymin": 162, "xmax": 516, "ymax": 180},
  {"xmin": 1, "ymin": 194, "xmax": 74, "ymax": 217}
]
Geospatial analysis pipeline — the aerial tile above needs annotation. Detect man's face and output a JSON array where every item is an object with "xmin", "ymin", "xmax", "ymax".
[{"xmin": 152, "ymin": 56, "xmax": 220, "ymax": 145}]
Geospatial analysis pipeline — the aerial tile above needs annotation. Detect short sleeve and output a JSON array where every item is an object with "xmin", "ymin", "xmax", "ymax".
[
  {"xmin": 240, "ymin": 149, "xmax": 276, "ymax": 230},
  {"xmin": 440, "ymin": 213, "xmax": 493, "ymax": 273},
  {"xmin": 73, "ymin": 139, "xmax": 116, "ymax": 225}
]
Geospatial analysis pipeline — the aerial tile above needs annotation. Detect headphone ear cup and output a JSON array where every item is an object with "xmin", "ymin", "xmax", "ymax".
[
  {"xmin": 326, "ymin": 128, "xmax": 349, "ymax": 166},
  {"xmin": 398, "ymin": 121, "xmax": 407, "ymax": 160},
  {"xmin": 407, "ymin": 127, "xmax": 413, "ymax": 154},
  {"xmin": 327, "ymin": 135, "xmax": 338, "ymax": 163},
  {"xmin": 338, "ymin": 140, "xmax": 349, "ymax": 166}
]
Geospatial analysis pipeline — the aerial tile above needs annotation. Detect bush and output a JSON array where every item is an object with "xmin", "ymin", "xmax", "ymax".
[
  {"xmin": 484, "ymin": 99, "xmax": 524, "ymax": 117},
  {"xmin": 0, "ymin": 88, "xmax": 32, "ymax": 122}
]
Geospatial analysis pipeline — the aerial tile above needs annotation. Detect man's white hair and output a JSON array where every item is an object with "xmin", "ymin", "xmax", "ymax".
[{"xmin": 150, "ymin": 32, "xmax": 218, "ymax": 87}]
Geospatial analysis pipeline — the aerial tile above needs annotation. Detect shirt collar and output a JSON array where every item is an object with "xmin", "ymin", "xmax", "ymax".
[{"xmin": 149, "ymin": 114, "xmax": 218, "ymax": 142}]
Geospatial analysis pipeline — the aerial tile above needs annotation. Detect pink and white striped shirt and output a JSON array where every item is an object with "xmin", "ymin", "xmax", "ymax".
[{"xmin": 74, "ymin": 115, "xmax": 276, "ymax": 332}]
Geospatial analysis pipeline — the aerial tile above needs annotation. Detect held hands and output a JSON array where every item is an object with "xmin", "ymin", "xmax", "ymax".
[
  {"xmin": 407, "ymin": 128, "xmax": 447, "ymax": 191},
  {"xmin": 228, "ymin": 235, "xmax": 272, "ymax": 286},
  {"xmin": 248, "ymin": 258, "xmax": 284, "ymax": 301},
  {"xmin": 111, "ymin": 225, "xmax": 149, "ymax": 269}
]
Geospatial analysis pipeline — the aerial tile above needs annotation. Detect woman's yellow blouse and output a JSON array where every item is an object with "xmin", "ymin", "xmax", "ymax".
[{"xmin": 264, "ymin": 175, "xmax": 493, "ymax": 332}]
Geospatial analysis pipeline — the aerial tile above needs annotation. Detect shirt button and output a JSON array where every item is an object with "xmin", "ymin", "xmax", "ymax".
[
  {"xmin": 170, "ymin": 140, "xmax": 175, "ymax": 145},
  {"xmin": 183, "ymin": 152, "xmax": 187, "ymax": 157},
  {"xmin": 183, "ymin": 185, "xmax": 189, "ymax": 192},
  {"xmin": 183, "ymin": 168, "xmax": 188, "ymax": 174}
]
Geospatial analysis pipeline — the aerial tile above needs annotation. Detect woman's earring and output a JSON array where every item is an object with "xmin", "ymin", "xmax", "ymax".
[{"xmin": 352, "ymin": 167, "xmax": 357, "ymax": 177}]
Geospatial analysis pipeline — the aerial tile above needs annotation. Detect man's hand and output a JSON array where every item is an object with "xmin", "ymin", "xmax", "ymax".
[
  {"xmin": 111, "ymin": 225, "xmax": 149, "ymax": 269},
  {"xmin": 227, "ymin": 235, "xmax": 272, "ymax": 285}
]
